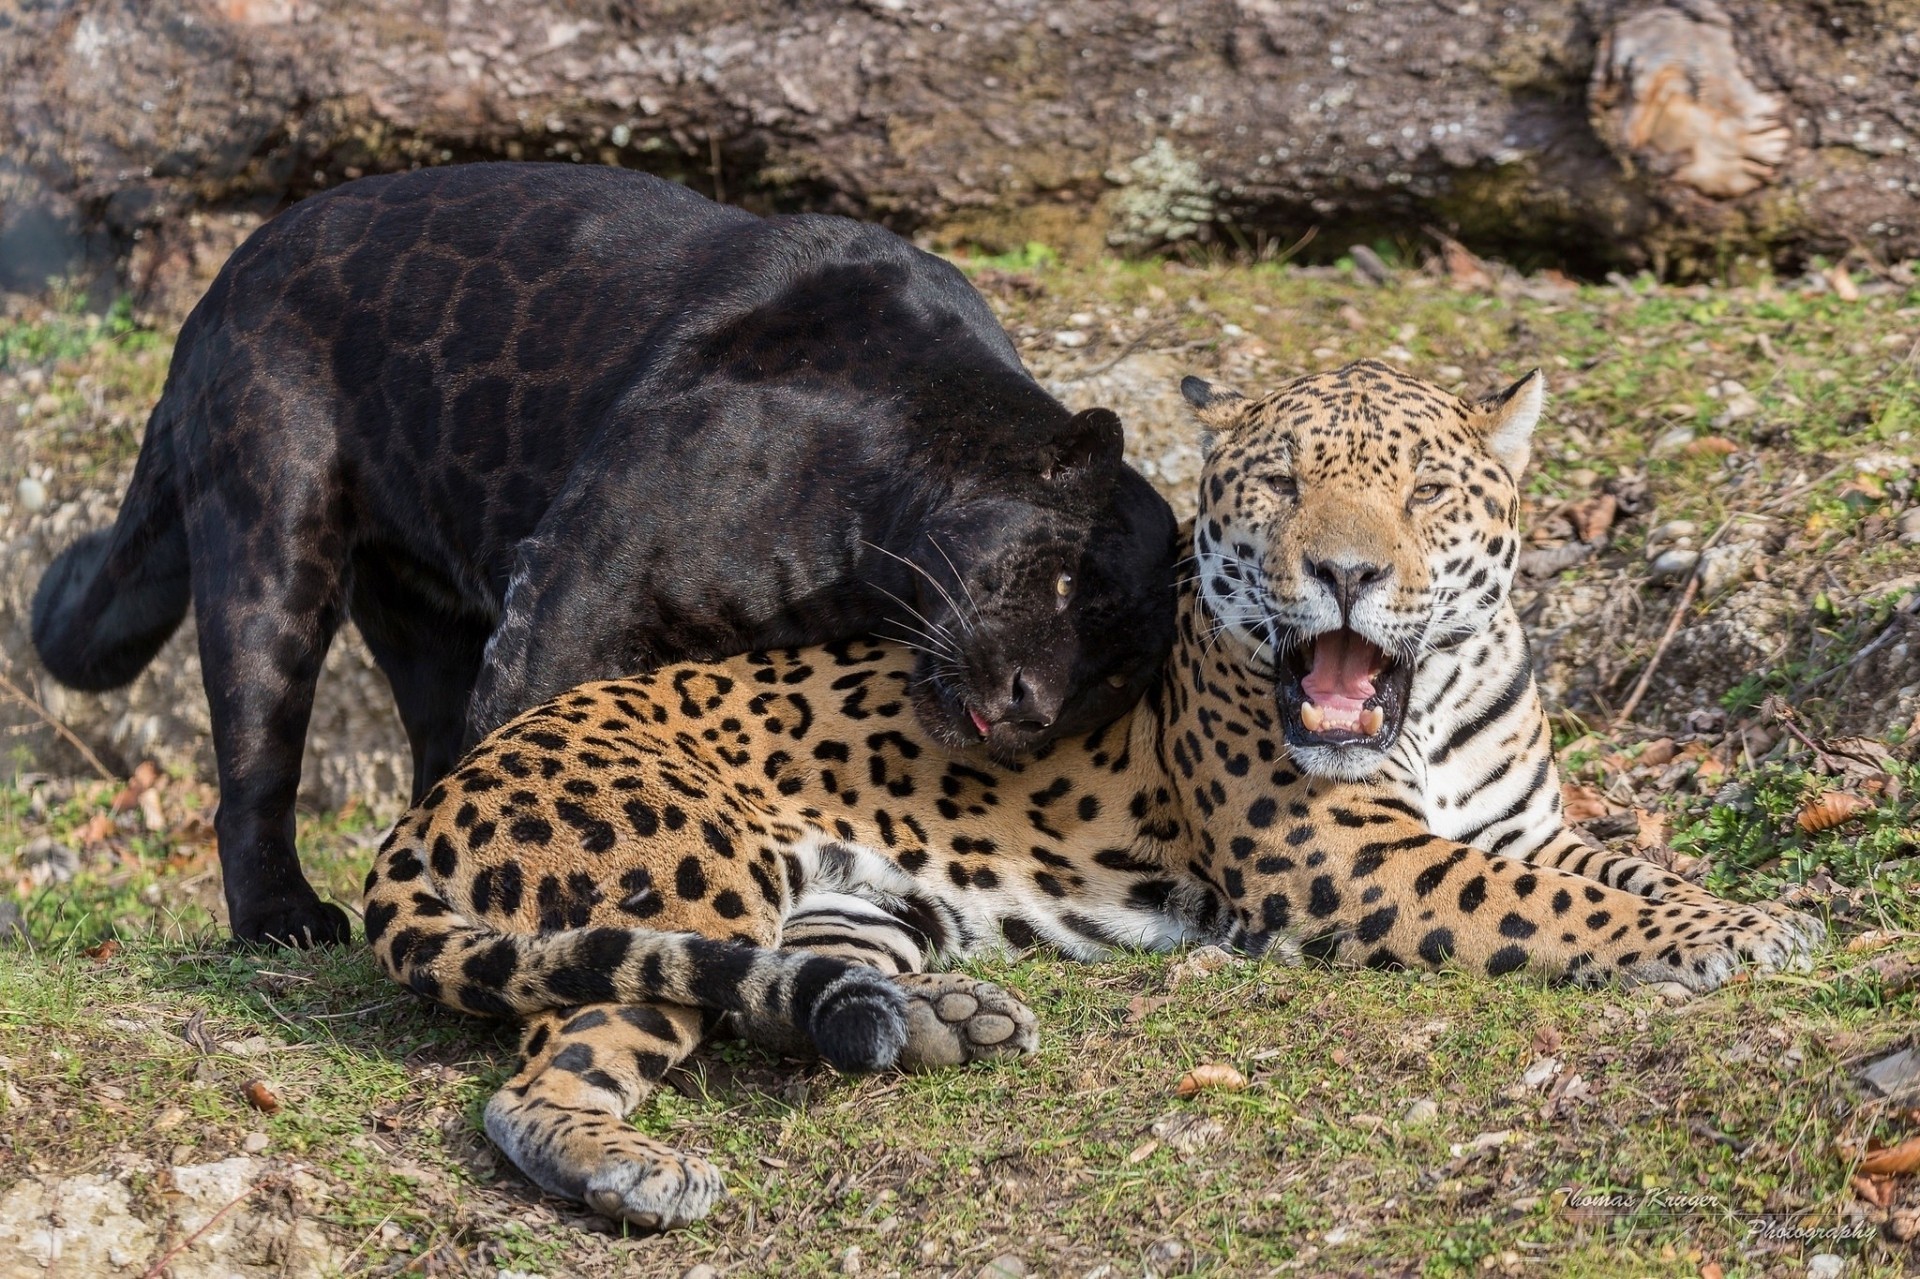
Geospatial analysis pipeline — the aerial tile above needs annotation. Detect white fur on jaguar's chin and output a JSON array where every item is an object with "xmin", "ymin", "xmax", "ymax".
[{"xmin": 1287, "ymin": 741, "xmax": 1394, "ymax": 782}]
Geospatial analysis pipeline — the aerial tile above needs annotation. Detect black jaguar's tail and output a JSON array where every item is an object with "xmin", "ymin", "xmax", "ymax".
[{"xmin": 31, "ymin": 412, "xmax": 191, "ymax": 691}]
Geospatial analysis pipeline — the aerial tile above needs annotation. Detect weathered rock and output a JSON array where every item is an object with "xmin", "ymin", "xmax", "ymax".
[{"xmin": 3, "ymin": 0, "xmax": 1917, "ymax": 305}]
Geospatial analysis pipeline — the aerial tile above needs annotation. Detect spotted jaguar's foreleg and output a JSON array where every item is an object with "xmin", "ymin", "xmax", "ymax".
[
  {"xmin": 1521, "ymin": 830, "xmax": 1827, "ymax": 952},
  {"xmin": 1229, "ymin": 805, "xmax": 1821, "ymax": 989},
  {"xmin": 484, "ymin": 1001, "xmax": 724, "ymax": 1230},
  {"xmin": 768, "ymin": 891, "xmax": 1039, "ymax": 1070}
]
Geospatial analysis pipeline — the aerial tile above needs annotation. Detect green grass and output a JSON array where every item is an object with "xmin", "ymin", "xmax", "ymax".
[{"xmin": 5, "ymin": 260, "xmax": 1920, "ymax": 1275}]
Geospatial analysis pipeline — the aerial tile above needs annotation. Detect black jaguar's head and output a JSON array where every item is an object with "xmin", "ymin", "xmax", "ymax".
[{"xmin": 893, "ymin": 408, "xmax": 1177, "ymax": 761}]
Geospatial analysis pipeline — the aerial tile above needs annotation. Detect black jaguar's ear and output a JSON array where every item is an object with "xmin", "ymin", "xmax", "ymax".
[{"xmin": 1041, "ymin": 407, "xmax": 1124, "ymax": 482}]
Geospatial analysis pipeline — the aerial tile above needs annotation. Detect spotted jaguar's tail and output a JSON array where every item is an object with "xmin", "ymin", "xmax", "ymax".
[
  {"xmin": 32, "ymin": 408, "xmax": 190, "ymax": 691},
  {"xmin": 363, "ymin": 828, "xmax": 909, "ymax": 1073}
]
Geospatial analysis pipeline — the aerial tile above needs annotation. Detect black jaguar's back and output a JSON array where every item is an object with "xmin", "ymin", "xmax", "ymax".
[{"xmin": 32, "ymin": 164, "xmax": 1178, "ymax": 947}]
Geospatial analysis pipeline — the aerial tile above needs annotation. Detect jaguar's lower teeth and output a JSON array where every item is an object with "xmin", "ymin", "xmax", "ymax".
[
  {"xmin": 1361, "ymin": 707, "xmax": 1384, "ymax": 735},
  {"xmin": 1300, "ymin": 703, "xmax": 1325, "ymax": 732}
]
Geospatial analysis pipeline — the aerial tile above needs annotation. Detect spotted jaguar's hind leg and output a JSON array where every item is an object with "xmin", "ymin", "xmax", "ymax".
[
  {"xmin": 484, "ymin": 1001, "xmax": 725, "ymax": 1230},
  {"xmin": 771, "ymin": 891, "xmax": 1038, "ymax": 1070}
]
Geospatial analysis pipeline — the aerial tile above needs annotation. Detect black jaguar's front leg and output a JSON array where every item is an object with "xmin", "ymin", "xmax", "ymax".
[{"xmin": 774, "ymin": 890, "xmax": 1038, "ymax": 1070}]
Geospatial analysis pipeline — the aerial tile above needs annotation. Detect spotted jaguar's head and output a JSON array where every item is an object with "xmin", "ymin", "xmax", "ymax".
[
  {"xmin": 894, "ymin": 407, "xmax": 1177, "ymax": 761},
  {"xmin": 1182, "ymin": 360, "xmax": 1544, "ymax": 780}
]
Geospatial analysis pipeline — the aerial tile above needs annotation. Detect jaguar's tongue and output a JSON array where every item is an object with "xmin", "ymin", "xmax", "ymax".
[
  {"xmin": 1298, "ymin": 630, "xmax": 1386, "ymax": 735},
  {"xmin": 969, "ymin": 707, "xmax": 993, "ymax": 737}
]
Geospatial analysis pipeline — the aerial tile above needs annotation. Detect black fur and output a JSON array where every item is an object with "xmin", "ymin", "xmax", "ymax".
[{"xmin": 32, "ymin": 163, "xmax": 1178, "ymax": 947}]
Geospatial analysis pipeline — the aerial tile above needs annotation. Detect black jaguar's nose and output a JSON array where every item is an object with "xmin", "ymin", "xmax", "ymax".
[{"xmin": 998, "ymin": 666, "xmax": 1059, "ymax": 731}]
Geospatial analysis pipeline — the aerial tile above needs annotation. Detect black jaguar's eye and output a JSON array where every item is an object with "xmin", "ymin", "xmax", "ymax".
[
  {"xmin": 1411, "ymin": 481, "xmax": 1447, "ymax": 505},
  {"xmin": 1055, "ymin": 572, "xmax": 1075, "ymax": 603},
  {"xmin": 1106, "ymin": 673, "xmax": 1128, "ymax": 688}
]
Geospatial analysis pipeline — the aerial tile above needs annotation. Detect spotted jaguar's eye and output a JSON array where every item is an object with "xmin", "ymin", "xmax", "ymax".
[
  {"xmin": 1055, "ymin": 572, "xmax": 1075, "ymax": 601},
  {"xmin": 1411, "ymin": 481, "xmax": 1447, "ymax": 505},
  {"xmin": 1272, "ymin": 475, "xmax": 1299, "ymax": 499}
]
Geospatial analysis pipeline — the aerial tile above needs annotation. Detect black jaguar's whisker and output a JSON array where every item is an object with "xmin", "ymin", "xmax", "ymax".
[
  {"xmin": 860, "ymin": 540, "xmax": 977, "ymax": 640},
  {"xmin": 866, "ymin": 583, "xmax": 963, "ymax": 660},
  {"xmin": 925, "ymin": 534, "xmax": 985, "ymax": 630}
]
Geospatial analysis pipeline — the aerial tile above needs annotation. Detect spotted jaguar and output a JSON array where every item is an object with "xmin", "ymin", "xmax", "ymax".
[{"xmin": 365, "ymin": 360, "xmax": 1823, "ymax": 1229}]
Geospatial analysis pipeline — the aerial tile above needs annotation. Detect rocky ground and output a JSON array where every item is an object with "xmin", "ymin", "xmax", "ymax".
[{"xmin": 2, "ymin": 244, "xmax": 1919, "ymax": 1276}]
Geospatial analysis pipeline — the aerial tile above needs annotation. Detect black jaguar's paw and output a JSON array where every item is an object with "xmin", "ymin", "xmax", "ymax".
[
  {"xmin": 230, "ymin": 897, "xmax": 354, "ymax": 949},
  {"xmin": 807, "ymin": 969, "xmax": 910, "ymax": 1073}
]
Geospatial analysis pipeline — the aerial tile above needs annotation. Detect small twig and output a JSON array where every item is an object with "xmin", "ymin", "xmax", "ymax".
[
  {"xmin": 1059, "ymin": 321, "xmax": 1174, "ymax": 383},
  {"xmin": 1612, "ymin": 515, "xmax": 1740, "ymax": 729},
  {"xmin": 1773, "ymin": 709, "xmax": 1841, "ymax": 774},
  {"xmin": 138, "ymin": 1174, "xmax": 278, "ymax": 1279},
  {"xmin": 1795, "ymin": 613, "xmax": 1908, "ymax": 696},
  {"xmin": 0, "ymin": 668, "xmax": 115, "ymax": 782}
]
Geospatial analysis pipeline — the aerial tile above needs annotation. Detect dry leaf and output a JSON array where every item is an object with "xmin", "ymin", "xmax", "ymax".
[
  {"xmin": 1699, "ymin": 1261, "xmax": 1726, "ymax": 1279},
  {"xmin": 1126, "ymin": 993, "xmax": 1173, "ymax": 1023},
  {"xmin": 79, "ymin": 813, "xmax": 115, "ymax": 845},
  {"xmin": 1633, "ymin": 809, "xmax": 1669, "ymax": 850},
  {"xmin": 1530, "ymin": 1026, "xmax": 1563, "ymax": 1057},
  {"xmin": 1854, "ymin": 1174, "xmax": 1897, "ymax": 1207},
  {"xmin": 1829, "ymin": 264, "xmax": 1861, "ymax": 302},
  {"xmin": 1438, "ymin": 235, "xmax": 1494, "ymax": 291},
  {"xmin": 1126, "ymin": 1138, "xmax": 1161, "ymax": 1164},
  {"xmin": 1859, "ymin": 1136, "xmax": 1920, "ymax": 1176},
  {"xmin": 1166, "ymin": 944, "xmax": 1241, "ymax": 989},
  {"xmin": 242, "ymin": 1079, "xmax": 282, "ymax": 1114},
  {"xmin": 1846, "ymin": 930, "xmax": 1899, "ymax": 954},
  {"xmin": 1330, "ymin": 1047, "xmax": 1352, "ymax": 1069},
  {"xmin": 1684, "ymin": 436, "xmax": 1740, "ymax": 457},
  {"xmin": 1867, "ymin": 954, "xmax": 1920, "ymax": 997},
  {"xmin": 138, "ymin": 787, "xmax": 166, "ymax": 833},
  {"xmin": 1562, "ymin": 783, "xmax": 1612, "ymax": 823},
  {"xmin": 1566, "ymin": 493, "xmax": 1619, "ymax": 543},
  {"xmin": 1637, "ymin": 738, "xmax": 1678, "ymax": 767},
  {"xmin": 82, "ymin": 938, "xmax": 120, "ymax": 962},
  {"xmin": 1175, "ymin": 1064, "xmax": 1248, "ymax": 1096},
  {"xmin": 1798, "ymin": 791, "xmax": 1872, "ymax": 833}
]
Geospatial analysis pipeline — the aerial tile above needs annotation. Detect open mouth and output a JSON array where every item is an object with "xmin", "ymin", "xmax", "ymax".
[{"xmin": 1277, "ymin": 628, "xmax": 1414, "ymax": 753}]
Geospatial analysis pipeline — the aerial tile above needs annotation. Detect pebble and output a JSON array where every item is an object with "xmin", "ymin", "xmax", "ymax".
[
  {"xmin": 681, "ymin": 1267, "xmax": 718, "ymax": 1279},
  {"xmin": 17, "ymin": 476, "xmax": 46, "ymax": 514},
  {"xmin": 1401, "ymin": 1097, "xmax": 1439, "ymax": 1126},
  {"xmin": 841, "ymin": 1244, "xmax": 862, "ymax": 1275},
  {"xmin": 1053, "ymin": 329, "xmax": 1088, "ymax": 348},
  {"xmin": 1648, "ymin": 549, "xmax": 1700, "ymax": 582},
  {"xmin": 1144, "ymin": 1240, "xmax": 1185, "ymax": 1271},
  {"xmin": 241, "ymin": 1132, "xmax": 270, "ymax": 1154},
  {"xmin": 1651, "ymin": 425, "xmax": 1696, "ymax": 455},
  {"xmin": 978, "ymin": 1257, "xmax": 1027, "ymax": 1279},
  {"xmin": 1807, "ymin": 1254, "xmax": 1844, "ymax": 1279},
  {"xmin": 1899, "ymin": 507, "xmax": 1920, "ymax": 543},
  {"xmin": 1696, "ymin": 544, "xmax": 1752, "ymax": 596}
]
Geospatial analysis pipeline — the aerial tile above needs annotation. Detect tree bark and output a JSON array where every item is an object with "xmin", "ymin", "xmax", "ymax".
[{"xmin": 2, "ymin": 0, "xmax": 1916, "ymax": 304}]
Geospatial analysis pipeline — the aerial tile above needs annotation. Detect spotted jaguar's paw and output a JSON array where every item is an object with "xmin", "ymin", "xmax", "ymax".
[
  {"xmin": 484, "ymin": 1095, "xmax": 725, "ymax": 1231},
  {"xmin": 892, "ymin": 971, "xmax": 1039, "ymax": 1070},
  {"xmin": 582, "ymin": 1147, "xmax": 726, "ymax": 1232}
]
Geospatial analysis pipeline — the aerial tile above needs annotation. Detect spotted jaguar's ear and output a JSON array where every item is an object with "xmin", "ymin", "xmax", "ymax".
[
  {"xmin": 1040, "ymin": 407, "xmax": 1124, "ymax": 483},
  {"xmin": 1472, "ymin": 369, "xmax": 1546, "ymax": 476},
  {"xmin": 1180, "ymin": 376, "xmax": 1248, "ymax": 455}
]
